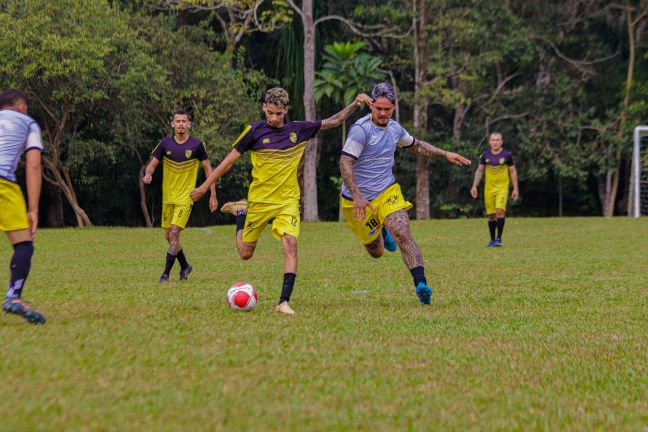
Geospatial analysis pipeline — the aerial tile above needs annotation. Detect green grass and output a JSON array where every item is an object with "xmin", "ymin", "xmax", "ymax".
[{"xmin": 0, "ymin": 218, "xmax": 646, "ymax": 431}]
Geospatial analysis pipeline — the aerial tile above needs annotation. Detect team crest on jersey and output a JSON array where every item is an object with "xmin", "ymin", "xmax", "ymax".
[
  {"xmin": 185, "ymin": 150, "xmax": 192, "ymax": 159},
  {"xmin": 263, "ymin": 138, "xmax": 270, "ymax": 144},
  {"xmin": 499, "ymin": 157, "xmax": 505, "ymax": 165},
  {"xmin": 368, "ymin": 135, "xmax": 380, "ymax": 146},
  {"xmin": 289, "ymin": 132, "xmax": 298, "ymax": 143},
  {"xmin": 166, "ymin": 151, "xmax": 172, "ymax": 155},
  {"xmin": 485, "ymin": 158, "xmax": 490, "ymax": 163},
  {"xmin": 386, "ymin": 195, "xmax": 400, "ymax": 206}
]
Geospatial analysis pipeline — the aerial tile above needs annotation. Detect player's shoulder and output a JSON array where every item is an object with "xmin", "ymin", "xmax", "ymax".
[
  {"xmin": 188, "ymin": 136, "xmax": 203, "ymax": 146},
  {"xmin": 0, "ymin": 109, "xmax": 37, "ymax": 126}
]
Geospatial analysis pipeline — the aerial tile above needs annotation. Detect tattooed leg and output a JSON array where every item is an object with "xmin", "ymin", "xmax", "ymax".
[
  {"xmin": 364, "ymin": 236, "xmax": 384, "ymax": 258},
  {"xmin": 236, "ymin": 229, "xmax": 256, "ymax": 260},
  {"xmin": 384, "ymin": 210, "xmax": 423, "ymax": 269},
  {"xmin": 168, "ymin": 225, "xmax": 183, "ymax": 256}
]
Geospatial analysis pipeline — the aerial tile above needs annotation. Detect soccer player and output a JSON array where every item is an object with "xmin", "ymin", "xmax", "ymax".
[
  {"xmin": 470, "ymin": 132, "xmax": 519, "ymax": 247},
  {"xmin": 143, "ymin": 110, "xmax": 217, "ymax": 282},
  {"xmin": 0, "ymin": 89, "xmax": 46, "ymax": 324},
  {"xmin": 339, "ymin": 82, "xmax": 471, "ymax": 305},
  {"xmin": 190, "ymin": 87, "xmax": 372, "ymax": 315}
]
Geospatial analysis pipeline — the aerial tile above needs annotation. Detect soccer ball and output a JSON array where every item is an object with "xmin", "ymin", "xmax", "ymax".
[{"xmin": 226, "ymin": 282, "xmax": 258, "ymax": 311}]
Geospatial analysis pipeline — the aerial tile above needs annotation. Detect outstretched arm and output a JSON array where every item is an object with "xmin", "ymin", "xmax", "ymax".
[
  {"xmin": 142, "ymin": 157, "xmax": 159, "ymax": 184},
  {"xmin": 320, "ymin": 94, "xmax": 373, "ymax": 131},
  {"xmin": 408, "ymin": 138, "xmax": 472, "ymax": 166},
  {"xmin": 201, "ymin": 159, "xmax": 218, "ymax": 212},
  {"xmin": 470, "ymin": 165, "xmax": 485, "ymax": 199},
  {"xmin": 190, "ymin": 149, "xmax": 242, "ymax": 202},
  {"xmin": 340, "ymin": 155, "xmax": 373, "ymax": 221},
  {"xmin": 509, "ymin": 165, "xmax": 520, "ymax": 200}
]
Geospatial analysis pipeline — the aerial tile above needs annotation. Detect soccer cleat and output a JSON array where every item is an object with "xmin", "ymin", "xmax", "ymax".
[
  {"xmin": 415, "ymin": 282, "xmax": 432, "ymax": 305},
  {"xmin": 3, "ymin": 297, "xmax": 46, "ymax": 324},
  {"xmin": 179, "ymin": 264, "xmax": 193, "ymax": 281},
  {"xmin": 494, "ymin": 239, "xmax": 502, "ymax": 247},
  {"xmin": 159, "ymin": 274, "xmax": 169, "ymax": 283},
  {"xmin": 382, "ymin": 227, "xmax": 397, "ymax": 252},
  {"xmin": 275, "ymin": 301, "xmax": 295, "ymax": 315},
  {"xmin": 487, "ymin": 240, "xmax": 497, "ymax": 248},
  {"xmin": 221, "ymin": 199, "xmax": 247, "ymax": 216}
]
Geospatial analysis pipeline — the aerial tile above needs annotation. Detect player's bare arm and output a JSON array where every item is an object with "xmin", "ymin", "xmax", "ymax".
[
  {"xmin": 340, "ymin": 154, "xmax": 374, "ymax": 220},
  {"xmin": 190, "ymin": 149, "xmax": 242, "ymax": 201},
  {"xmin": 320, "ymin": 94, "xmax": 372, "ymax": 131},
  {"xmin": 509, "ymin": 165, "xmax": 520, "ymax": 200},
  {"xmin": 471, "ymin": 164, "xmax": 485, "ymax": 198},
  {"xmin": 142, "ymin": 157, "xmax": 159, "ymax": 184},
  {"xmin": 25, "ymin": 149, "xmax": 42, "ymax": 240},
  {"xmin": 201, "ymin": 159, "xmax": 218, "ymax": 212},
  {"xmin": 408, "ymin": 139, "xmax": 472, "ymax": 167}
]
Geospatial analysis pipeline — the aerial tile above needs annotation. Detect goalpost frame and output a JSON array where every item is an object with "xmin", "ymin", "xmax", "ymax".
[{"xmin": 630, "ymin": 125, "xmax": 648, "ymax": 217}]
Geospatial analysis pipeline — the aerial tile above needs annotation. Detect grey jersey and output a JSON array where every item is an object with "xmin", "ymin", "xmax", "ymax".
[
  {"xmin": 341, "ymin": 114, "xmax": 414, "ymax": 200},
  {"xmin": 0, "ymin": 109, "xmax": 43, "ymax": 183}
]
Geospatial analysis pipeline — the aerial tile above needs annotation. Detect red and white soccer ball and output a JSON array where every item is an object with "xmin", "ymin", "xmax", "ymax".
[{"xmin": 227, "ymin": 282, "xmax": 258, "ymax": 311}]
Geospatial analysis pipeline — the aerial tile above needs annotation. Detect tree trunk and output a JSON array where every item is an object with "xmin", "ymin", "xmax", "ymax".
[
  {"xmin": 139, "ymin": 165, "xmax": 153, "ymax": 227},
  {"xmin": 301, "ymin": 0, "xmax": 319, "ymax": 221},
  {"xmin": 43, "ymin": 158, "xmax": 92, "ymax": 226},
  {"xmin": 414, "ymin": 0, "xmax": 430, "ymax": 220}
]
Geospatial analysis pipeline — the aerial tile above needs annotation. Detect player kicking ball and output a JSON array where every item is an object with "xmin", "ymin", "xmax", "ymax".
[
  {"xmin": 190, "ymin": 87, "xmax": 372, "ymax": 315},
  {"xmin": 0, "ymin": 89, "xmax": 46, "ymax": 324},
  {"xmin": 339, "ymin": 82, "xmax": 471, "ymax": 305},
  {"xmin": 143, "ymin": 110, "xmax": 217, "ymax": 282},
  {"xmin": 470, "ymin": 132, "xmax": 519, "ymax": 247}
]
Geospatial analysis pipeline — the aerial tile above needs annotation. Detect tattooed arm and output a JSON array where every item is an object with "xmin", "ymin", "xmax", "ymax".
[
  {"xmin": 321, "ymin": 94, "xmax": 373, "ymax": 130},
  {"xmin": 340, "ymin": 155, "xmax": 373, "ymax": 220},
  {"xmin": 470, "ymin": 164, "xmax": 485, "ymax": 198},
  {"xmin": 408, "ymin": 138, "xmax": 472, "ymax": 166}
]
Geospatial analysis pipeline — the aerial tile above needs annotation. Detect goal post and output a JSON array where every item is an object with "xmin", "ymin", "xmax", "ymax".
[{"xmin": 630, "ymin": 125, "xmax": 648, "ymax": 217}]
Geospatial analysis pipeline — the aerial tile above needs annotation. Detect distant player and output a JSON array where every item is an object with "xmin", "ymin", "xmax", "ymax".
[
  {"xmin": 190, "ymin": 87, "xmax": 372, "ymax": 315},
  {"xmin": 339, "ymin": 82, "xmax": 471, "ymax": 305},
  {"xmin": 0, "ymin": 89, "xmax": 46, "ymax": 324},
  {"xmin": 470, "ymin": 132, "xmax": 519, "ymax": 247},
  {"xmin": 143, "ymin": 110, "xmax": 217, "ymax": 282}
]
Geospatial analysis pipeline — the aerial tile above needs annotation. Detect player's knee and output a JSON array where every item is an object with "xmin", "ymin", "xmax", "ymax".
[
  {"xmin": 496, "ymin": 209, "xmax": 506, "ymax": 218},
  {"xmin": 366, "ymin": 246, "xmax": 384, "ymax": 258},
  {"xmin": 487, "ymin": 214, "xmax": 497, "ymax": 221},
  {"xmin": 238, "ymin": 250, "xmax": 254, "ymax": 260}
]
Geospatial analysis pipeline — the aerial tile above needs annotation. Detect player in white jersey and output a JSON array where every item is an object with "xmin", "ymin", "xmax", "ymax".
[
  {"xmin": 0, "ymin": 89, "xmax": 46, "ymax": 324},
  {"xmin": 339, "ymin": 82, "xmax": 471, "ymax": 305}
]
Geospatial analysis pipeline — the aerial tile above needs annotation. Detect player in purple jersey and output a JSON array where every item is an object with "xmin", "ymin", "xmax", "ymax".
[
  {"xmin": 191, "ymin": 87, "xmax": 372, "ymax": 315},
  {"xmin": 339, "ymin": 83, "xmax": 471, "ymax": 305},
  {"xmin": 0, "ymin": 89, "xmax": 46, "ymax": 324},
  {"xmin": 143, "ymin": 110, "xmax": 217, "ymax": 282}
]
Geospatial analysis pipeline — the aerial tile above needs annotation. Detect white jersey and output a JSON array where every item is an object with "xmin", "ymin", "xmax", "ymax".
[
  {"xmin": 0, "ymin": 109, "xmax": 43, "ymax": 183},
  {"xmin": 341, "ymin": 114, "xmax": 414, "ymax": 200}
]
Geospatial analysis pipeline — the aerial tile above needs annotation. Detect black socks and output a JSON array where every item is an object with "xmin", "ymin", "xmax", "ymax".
[
  {"xmin": 279, "ymin": 273, "xmax": 296, "ymax": 304},
  {"xmin": 409, "ymin": 266, "xmax": 427, "ymax": 288},
  {"xmin": 488, "ymin": 220, "xmax": 496, "ymax": 241},
  {"xmin": 6, "ymin": 241, "xmax": 34, "ymax": 299},
  {"xmin": 496, "ymin": 217, "xmax": 505, "ymax": 240}
]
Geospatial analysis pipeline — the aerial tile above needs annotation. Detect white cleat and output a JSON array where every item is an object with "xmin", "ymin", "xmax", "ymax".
[{"xmin": 275, "ymin": 301, "xmax": 295, "ymax": 315}]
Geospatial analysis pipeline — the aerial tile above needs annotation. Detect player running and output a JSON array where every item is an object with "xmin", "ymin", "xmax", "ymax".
[
  {"xmin": 339, "ymin": 82, "xmax": 471, "ymax": 305},
  {"xmin": 190, "ymin": 87, "xmax": 372, "ymax": 315},
  {"xmin": 470, "ymin": 132, "xmax": 519, "ymax": 247},
  {"xmin": 0, "ymin": 89, "xmax": 46, "ymax": 324},
  {"xmin": 143, "ymin": 110, "xmax": 217, "ymax": 282}
]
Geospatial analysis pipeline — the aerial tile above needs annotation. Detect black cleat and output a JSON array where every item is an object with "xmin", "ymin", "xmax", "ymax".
[
  {"xmin": 179, "ymin": 264, "xmax": 193, "ymax": 281},
  {"xmin": 159, "ymin": 274, "xmax": 169, "ymax": 283}
]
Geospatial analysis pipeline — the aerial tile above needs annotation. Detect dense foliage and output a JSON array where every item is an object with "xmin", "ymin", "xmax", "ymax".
[{"xmin": 1, "ymin": 0, "xmax": 646, "ymax": 226}]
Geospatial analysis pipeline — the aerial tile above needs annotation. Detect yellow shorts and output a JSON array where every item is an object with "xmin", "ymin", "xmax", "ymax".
[
  {"xmin": 342, "ymin": 183, "xmax": 413, "ymax": 245},
  {"xmin": 161, "ymin": 203, "xmax": 192, "ymax": 229},
  {"xmin": 0, "ymin": 179, "xmax": 29, "ymax": 232},
  {"xmin": 484, "ymin": 185, "xmax": 509, "ymax": 214},
  {"xmin": 242, "ymin": 201, "xmax": 300, "ymax": 243}
]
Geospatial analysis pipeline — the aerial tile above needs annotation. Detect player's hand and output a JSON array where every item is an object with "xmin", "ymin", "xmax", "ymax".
[
  {"xmin": 446, "ymin": 152, "xmax": 472, "ymax": 167},
  {"xmin": 142, "ymin": 173, "xmax": 152, "ymax": 184},
  {"xmin": 209, "ymin": 194, "xmax": 218, "ymax": 212},
  {"xmin": 512, "ymin": 189, "xmax": 520, "ymax": 201},
  {"xmin": 353, "ymin": 195, "xmax": 374, "ymax": 221},
  {"xmin": 190, "ymin": 185, "xmax": 207, "ymax": 202},
  {"xmin": 27, "ymin": 210, "xmax": 38, "ymax": 241},
  {"xmin": 354, "ymin": 93, "xmax": 373, "ymax": 107},
  {"xmin": 470, "ymin": 186, "xmax": 478, "ymax": 199}
]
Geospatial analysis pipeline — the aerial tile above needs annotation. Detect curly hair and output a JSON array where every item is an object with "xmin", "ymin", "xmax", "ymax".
[{"xmin": 264, "ymin": 87, "xmax": 290, "ymax": 107}]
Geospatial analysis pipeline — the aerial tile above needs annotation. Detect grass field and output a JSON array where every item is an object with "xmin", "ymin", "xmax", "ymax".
[{"xmin": 0, "ymin": 218, "xmax": 646, "ymax": 431}]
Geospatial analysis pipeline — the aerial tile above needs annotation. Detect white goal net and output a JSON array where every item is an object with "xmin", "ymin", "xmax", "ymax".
[{"xmin": 630, "ymin": 126, "xmax": 648, "ymax": 217}]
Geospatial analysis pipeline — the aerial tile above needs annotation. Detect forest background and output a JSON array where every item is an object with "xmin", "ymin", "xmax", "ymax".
[{"xmin": 1, "ymin": 0, "xmax": 647, "ymax": 227}]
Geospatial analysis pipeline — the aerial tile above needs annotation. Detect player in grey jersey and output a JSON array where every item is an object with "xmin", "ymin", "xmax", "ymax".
[{"xmin": 339, "ymin": 82, "xmax": 471, "ymax": 305}]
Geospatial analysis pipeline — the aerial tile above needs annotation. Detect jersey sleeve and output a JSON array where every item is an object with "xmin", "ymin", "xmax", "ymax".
[
  {"xmin": 506, "ymin": 153, "xmax": 515, "ymax": 166},
  {"xmin": 341, "ymin": 124, "xmax": 366, "ymax": 160},
  {"xmin": 24, "ymin": 122, "xmax": 43, "ymax": 152},
  {"xmin": 296, "ymin": 120, "xmax": 322, "ymax": 142},
  {"xmin": 479, "ymin": 153, "xmax": 486, "ymax": 165},
  {"xmin": 151, "ymin": 140, "xmax": 165, "ymax": 161},
  {"xmin": 396, "ymin": 124, "xmax": 415, "ymax": 148},
  {"xmin": 233, "ymin": 124, "xmax": 255, "ymax": 154},
  {"xmin": 196, "ymin": 141, "xmax": 209, "ymax": 161}
]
